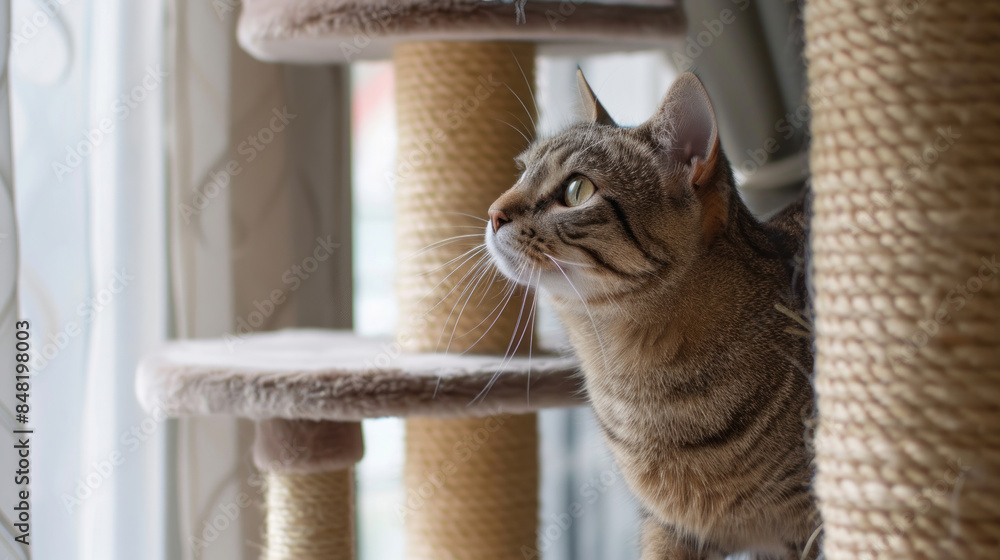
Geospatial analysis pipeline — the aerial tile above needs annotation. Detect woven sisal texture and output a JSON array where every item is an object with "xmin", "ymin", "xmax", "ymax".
[
  {"xmin": 394, "ymin": 41, "xmax": 536, "ymax": 355},
  {"xmin": 264, "ymin": 469, "xmax": 354, "ymax": 560},
  {"xmin": 404, "ymin": 414, "xmax": 539, "ymax": 559},
  {"xmin": 394, "ymin": 40, "xmax": 541, "ymax": 560},
  {"xmin": 805, "ymin": 2, "xmax": 1000, "ymax": 558}
]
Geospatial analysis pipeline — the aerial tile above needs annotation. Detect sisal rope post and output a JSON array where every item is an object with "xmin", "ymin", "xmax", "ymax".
[
  {"xmin": 404, "ymin": 415, "xmax": 539, "ymax": 559},
  {"xmin": 264, "ymin": 469, "xmax": 355, "ymax": 560},
  {"xmin": 806, "ymin": 2, "xmax": 1000, "ymax": 558},
  {"xmin": 254, "ymin": 419, "xmax": 364, "ymax": 559},
  {"xmin": 393, "ymin": 41, "xmax": 540, "ymax": 559},
  {"xmin": 394, "ymin": 41, "xmax": 536, "ymax": 355}
]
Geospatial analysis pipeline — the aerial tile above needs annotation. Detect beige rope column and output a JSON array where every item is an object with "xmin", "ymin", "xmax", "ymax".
[
  {"xmin": 394, "ymin": 41, "xmax": 536, "ymax": 353},
  {"xmin": 405, "ymin": 414, "xmax": 539, "ymax": 559},
  {"xmin": 806, "ymin": 2, "xmax": 1000, "ymax": 559},
  {"xmin": 394, "ymin": 42, "xmax": 539, "ymax": 559},
  {"xmin": 263, "ymin": 470, "xmax": 354, "ymax": 560},
  {"xmin": 253, "ymin": 419, "xmax": 364, "ymax": 560}
]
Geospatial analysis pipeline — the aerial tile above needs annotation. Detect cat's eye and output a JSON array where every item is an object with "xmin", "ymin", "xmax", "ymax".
[{"xmin": 564, "ymin": 176, "xmax": 595, "ymax": 207}]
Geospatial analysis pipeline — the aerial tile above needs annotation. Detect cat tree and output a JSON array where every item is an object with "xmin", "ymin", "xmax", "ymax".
[
  {"xmin": 137, "ymin": 1, "xmax": 683, "ymax": 558},
  {"xmin": 806, "ymin": 1, "xmax": 1000, "ymax": 558},
  {"xmin": 137, "ymin": 1, "xmax": 1000, "ymax": 558}
]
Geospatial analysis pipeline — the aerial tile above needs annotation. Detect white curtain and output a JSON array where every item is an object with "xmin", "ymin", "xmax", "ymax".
[
  {"xmin": 169, "ymin": 2, "xmax": 351, "ymax": 558},
  {"xmin": 11, "ymin": 0, "xmax": 171, "ymax": 558},
  {"xmin": 8, "ymin": 0, "xmax": 352, "ymax": 557},
  {"xmin": 0, "ymin": 1, "xmax": 25, "ymax": 558}
]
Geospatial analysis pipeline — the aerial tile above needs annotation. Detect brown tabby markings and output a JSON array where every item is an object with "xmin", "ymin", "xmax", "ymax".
[{"xmin": 485, "ymin": 72, "xmax": 819, "ymax": 559}]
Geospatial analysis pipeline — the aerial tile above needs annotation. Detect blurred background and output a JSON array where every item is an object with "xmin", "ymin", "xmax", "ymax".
[{"xmin": 3, "ymin": 0, "xmax": 807, "ymax": 559}]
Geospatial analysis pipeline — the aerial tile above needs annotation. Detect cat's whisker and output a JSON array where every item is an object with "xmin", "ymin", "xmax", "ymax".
[
  {"xmin": 458, "ymin": 258, "xmax": 527, "ymax": 339},
  {"xmin": 498, "ymin": 266, "xmax": 536, "ymax": 360},
  {"xmin": 504, "ymin": 110, "xmax": 532, "ymax": 137},
  {"xmin": 417, "ymin": 246, "xmax": 488, "ymax": 310},
  {"xmin": 435, "ymin": 253, "xmax": 493, "ymax": 351},
  {"xmin": 545, "ymin": 253, "xmax": 609, "ymax": 369},
  {"xmin": 545, "ymin": 254, "xmax": 593, "ymax": 268},
  {"xmin": 404, "ymin": 234, "xmax": 484, "ymax": 261},
  {"xmin": 783, "ymin": 327, "xmax": 812, "ymax": 339},
  {"xmin": 428, "ymin": 252, "xmax": 496, "ymax": 395},
  {"xmin": 473, "ymin": 265, "xmax": 538, "ymax": 404},
  {"xmin": 493, "ymin": 117, "xmax": 532, "ymax": 147},
  {"xmin": 504, "ymin": 83, "xmax": 537, "ymax": 132},
  {"xmin": 457, "ymin": 277, "xmax": 517, "ymax": 340},
  {"xmin": 799, "ymin": 523, "xmax": 824, "ymax": 560},
  {"xmin": 439, "ymin": 255, "xmax": 497, "ymax": 354},
  {"xmin": 414, "ymin": 232, "xmax": 482, "ymax": 246},
  {"xmin": 417, "ymin": 244, "xmax": 486, "ymax": 277},
  {"xmin": 476, "ymin": 293, "xmax": 537, "ymax": 404},
  {"xmin": 525, "ymin": 269, "xmax": 540, "ymax": 404},
  {"xmin": 420, "ymin": 237, "xmax": 484, "ymax": 398},
  {"xmin": 579, "ymin": 132, "xmax": 605, "ymax": 157},
  {"xmin": 578, "ymin": 121, "xmax": 607, "ymax": 156},
  {"xmin": 498, "ymin": 268, "xmax": 540, "ymax": 398},
  {"xmin": 441, "ymin": 211, "xmax": 488, "ymax": 223},
  {"xmin": 416, "ymin": 245, "xmax": 486, "ymax": 305},
  {"xmin": 424, "ymin": 252, "xmax": 492, "ymax": 317},
  {"xmin": 774, "ymin": 302, "xmax": 814, "ymax": 333},
  {"xmin": 476, "ymin": 265, "xmax": 502, "ymax": 307},
  {"xmin": 509, "ymin": 49, "xmax": 540, "ymax": 124},
  {"xmin": 419, "ymin": 223, "xmax": 488, "ymax": 230},
  {"xmin": 458, "ymin": 263, "xmax": 526, "ymax": 351}
]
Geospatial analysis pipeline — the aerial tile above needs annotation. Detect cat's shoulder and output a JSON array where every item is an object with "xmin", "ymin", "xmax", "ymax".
[
  {"xmin": 762, "ymin": 188, "xmax": 809, "ymax": 253},
  {"xmin": 761, "ymin": 187, "xmax": 811, "ymax": 304}
]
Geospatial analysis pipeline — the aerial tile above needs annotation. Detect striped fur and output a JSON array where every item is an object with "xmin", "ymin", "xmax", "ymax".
[{"xmin": 485, "ymin": 73, "xmax": 819, "ymax": 559}]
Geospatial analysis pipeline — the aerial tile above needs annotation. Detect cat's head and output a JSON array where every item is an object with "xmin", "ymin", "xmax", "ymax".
[{"xmin": 485, "ymin": 71, "xmax": 734, "ymax": 303}]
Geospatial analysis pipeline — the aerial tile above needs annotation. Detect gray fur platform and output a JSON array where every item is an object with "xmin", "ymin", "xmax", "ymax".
[
  {"xmin": 237, "ymin": 0, "xmax": 684, "ymax": 62},
  {"xmin": 136, "ymin": 329, "xmax": 582, "ymax": 421}
]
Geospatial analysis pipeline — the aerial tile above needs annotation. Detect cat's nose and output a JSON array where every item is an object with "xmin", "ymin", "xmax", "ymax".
[{"xmin": 489, "ymin": 208, "xmax": 511, "ymax": 233}]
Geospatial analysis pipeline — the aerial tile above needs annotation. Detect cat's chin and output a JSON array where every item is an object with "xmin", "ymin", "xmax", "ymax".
[
  {"xmin": 483, "ymin": 238, "xmax": 534, "ymax": 287},
  {"xmin": 485, "ymin": 248, "xmax": 532, "ymax": 286},
  {"xmin": 483, "ymin": 234, "xmax": 514, "ymax": 277}
]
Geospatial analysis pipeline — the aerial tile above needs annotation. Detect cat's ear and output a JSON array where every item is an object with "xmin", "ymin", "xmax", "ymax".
[
  {"xmin": 648, "ymin": 72, "xmax": 720, "ymax": 185},
  {"xmin": 576, "ymin": 69, "xmax": 615, "ymax": 126},
  {"xmin": 647, "ymin": 72, "xmax": 727, "ymax": 242}
]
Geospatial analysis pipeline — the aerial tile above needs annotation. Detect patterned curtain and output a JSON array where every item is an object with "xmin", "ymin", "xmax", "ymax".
[
  {"xmin": 5, "ymin": 0, "xmax": 352, "ymax": 557},
  {"xmin": 0, "ymin": 0, "xmax": 23, "ymax": 553}
]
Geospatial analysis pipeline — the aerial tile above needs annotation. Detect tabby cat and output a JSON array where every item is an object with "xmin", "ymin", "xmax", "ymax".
[{"xmin": 484, "ymin": 72, "xmax": 819, "ymax": 559}]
